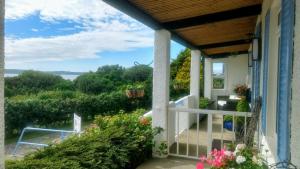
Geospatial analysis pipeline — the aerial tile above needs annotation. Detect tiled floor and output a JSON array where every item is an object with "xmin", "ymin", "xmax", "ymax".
[{"xmin": 137, "ymin": 157, "xmax": 200, "ymax": 169}]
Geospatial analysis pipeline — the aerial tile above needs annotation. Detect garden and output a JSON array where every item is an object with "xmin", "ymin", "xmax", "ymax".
[{"xmin": 5, "ymin": 109, "xmax": 159, "ymax": 169}]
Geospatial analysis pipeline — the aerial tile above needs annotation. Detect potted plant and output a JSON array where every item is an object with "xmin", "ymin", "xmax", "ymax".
[
  {"xmin": 234, "ymin": 84, "xmax": 248, "ymax": 97},
  {"xmin": 125, "ymin": 83, "xmax": 145, "ymax": 98},
  {"xmin": 223, "ymin": 115, "xmax": 233, "ymax": 130},
  {"xmin": 126, "ymin": 84, "xmax": 136, "ymax": 98},
  {"xmin": 173, "ymin": 80, "xmax": 186, "ymax": 90},
  {"xmin": 136, "ymin": 83, "xmax": 145, "ymax": 98}
]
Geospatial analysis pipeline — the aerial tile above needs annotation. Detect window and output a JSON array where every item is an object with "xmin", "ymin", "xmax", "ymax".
[{"xmin": 212, "ymin": 62, "xmax": 225, "ymax": 89}]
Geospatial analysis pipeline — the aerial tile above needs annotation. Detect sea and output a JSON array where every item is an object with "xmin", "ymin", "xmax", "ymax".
[{"xmin": 4, "ymin": 73, "xmax": 79, "ymax": 81}]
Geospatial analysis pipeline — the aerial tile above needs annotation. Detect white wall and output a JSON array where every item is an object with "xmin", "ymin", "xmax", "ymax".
[
  {"xmin": 291, "ymin": 0, "xmax": 300, "ymax": 166},
  {"xmin": 209, "ymin": 54, "xmax": 249, "ymax": 101},
  {"xmin": 259, "ymin": 0, "xmax": 280, "ymax": 160}
]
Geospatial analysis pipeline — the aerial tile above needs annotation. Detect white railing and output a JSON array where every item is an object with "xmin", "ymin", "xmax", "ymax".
[{"xmin": 168, "ymin": 97, "xmax": 252, "ymax": 160}]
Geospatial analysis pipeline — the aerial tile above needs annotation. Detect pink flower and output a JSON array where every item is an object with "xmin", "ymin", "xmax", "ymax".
[{"xmin": 196, "ymin": 163, "xmax": 204, "ymax": 169}]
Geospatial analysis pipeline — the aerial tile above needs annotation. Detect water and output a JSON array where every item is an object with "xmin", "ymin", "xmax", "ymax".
[{"xmin": 5, "ymin": 73, "xmax": 79, "ymax": 81}]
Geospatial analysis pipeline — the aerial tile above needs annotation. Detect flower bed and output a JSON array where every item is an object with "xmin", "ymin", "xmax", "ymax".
[{"xmin": 197, "ymin": 144, "xmax": 268, "ymax": 169}]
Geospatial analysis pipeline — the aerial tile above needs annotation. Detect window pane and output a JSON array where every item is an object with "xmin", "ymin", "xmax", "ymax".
[
  {"xmin": 213, "ymin": 78, "xmax": 224, "ymax": 89},
  {"xmin": 213, "ymin": 63, "xmax": 224, "ymax": 75},
  {"xmin": 212, "ymin": 63, "xmax": 225, "ymax": 89}
]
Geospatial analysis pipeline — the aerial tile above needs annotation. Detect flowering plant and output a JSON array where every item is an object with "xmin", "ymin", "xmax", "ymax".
[
  {"xmin": 196, "ymin": 144, "xmax": 267, "ymax": 169},
  {"xmin": 234, "ymin": 84, "xmax": 248, "ymax": 96}
]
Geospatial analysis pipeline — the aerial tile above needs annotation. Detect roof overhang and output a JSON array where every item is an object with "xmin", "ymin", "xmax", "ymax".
[{"xmin": 103, "ymin": 0, "xmax": 262, "ymax": 57}]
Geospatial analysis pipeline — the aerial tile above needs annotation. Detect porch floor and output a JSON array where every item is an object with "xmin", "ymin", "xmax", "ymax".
[{"xmin": 137, "ymin": 157, "xmax": 200, "ymax": 169}]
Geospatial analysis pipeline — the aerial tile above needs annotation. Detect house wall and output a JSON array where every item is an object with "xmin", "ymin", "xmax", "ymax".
[
  {"xmin": 210, "ymin": 54, "xmax": 248, "ymax": 101},
  {"xmin": 256, "ymin": 0, "xmax": 282, "ymax": 163},
  {"xmin": 291, "ymin": 0, "xmax": 300, "ymax": 166}
]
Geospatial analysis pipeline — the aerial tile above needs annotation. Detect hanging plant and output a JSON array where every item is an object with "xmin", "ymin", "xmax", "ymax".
[{"xmin": 125, "ymin": 83, "xmax": 145, "ymax": 98}]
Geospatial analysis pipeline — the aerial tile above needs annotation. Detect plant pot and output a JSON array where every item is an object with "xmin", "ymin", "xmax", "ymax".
[
  {"xmin": 136, "ymin": 89, "xmax": 145, "ymax": 98},
  {"xmin": 224, "ymin": 121, "xmax": 233, "ymax": 130},
  {"xmin": 126, "ymin": 89, "xmax": 136, "ymax": 98}
]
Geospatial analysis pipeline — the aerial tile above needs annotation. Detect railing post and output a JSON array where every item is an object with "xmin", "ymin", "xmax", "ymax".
[{"xmin": 207, "ymin": 114, "xmax": 213, "ymax": 155}]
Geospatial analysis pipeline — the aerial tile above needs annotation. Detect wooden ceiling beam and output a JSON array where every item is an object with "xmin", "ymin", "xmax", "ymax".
[
  {"xmin": 198, "ymin": 39, "xmax": 252, "ymax": 49},
  {"xmin": 207, "ymin": 51, "xmax": 249, "ymax": 58},
  {"xmin": 103, "ymin": 0, "xmax": 198, "ymax": 49},
  {"xmin": 163, "ymin": 4, "xmax": 261, "ymax": 30}
]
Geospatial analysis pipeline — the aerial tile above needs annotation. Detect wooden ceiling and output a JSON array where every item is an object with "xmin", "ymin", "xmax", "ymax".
[{"xmin": 108, "ymin": 0, "xmax": 263, "ymax": 57}]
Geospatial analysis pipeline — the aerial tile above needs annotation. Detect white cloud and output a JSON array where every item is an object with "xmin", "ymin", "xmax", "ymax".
[
  {"xmin": 5, "ymin": 0, "xmax": 154, "ymax": 65},
  {"xmin": 5, "ymin": 0, "xmax": 145, "ymax": 31},
  {"xmin": 5, "ymin": 30, "xmax": 153, "ymax": 64}
]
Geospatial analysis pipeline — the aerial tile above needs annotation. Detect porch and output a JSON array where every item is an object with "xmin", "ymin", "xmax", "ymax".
[{"xmin": 102, "ymin": 0, "xmax": 299, "ymax": 167}]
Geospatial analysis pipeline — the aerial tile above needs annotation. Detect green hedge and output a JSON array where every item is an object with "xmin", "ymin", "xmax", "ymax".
[
  {"xmin": 5, "ymin": 91, "xmax": 150, "ymax": 137},
  {"xmin": 6, "ymin": 110, "xmax": 156, "ymax": 169}
]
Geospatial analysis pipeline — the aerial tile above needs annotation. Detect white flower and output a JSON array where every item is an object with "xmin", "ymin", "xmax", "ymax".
[
  {"xmin": 236, "ymin": 155, "xmax": 246, "ymax": 164},
  {"xmin": 224, "ymin": 151, "xmax": 232, "ymax": 156},
  {"xmin": 236, "ymin": 144, "xmax": 246, "ymax": 151}
]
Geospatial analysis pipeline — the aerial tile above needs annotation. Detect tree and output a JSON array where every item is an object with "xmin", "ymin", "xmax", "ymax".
[
  {"xmin": 5, "ymin": 70, "xmax": 67, "ymax": 96},
  {"xmin": 123, "ymin": 65, "xmax": 152, "ymax": 83}
]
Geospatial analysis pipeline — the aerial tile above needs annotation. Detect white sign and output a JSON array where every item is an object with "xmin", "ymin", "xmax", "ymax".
[{"xmin": 73, "ymin": 113, "xmax": 81, "ymax": 133}]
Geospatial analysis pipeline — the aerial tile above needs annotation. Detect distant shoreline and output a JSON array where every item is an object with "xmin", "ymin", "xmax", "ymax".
[
  {"xmin": 5, "ymin": 73, "xmax": 80, "ymax": 80},
  {"xmin": 5, "ymin": 69, "xmax": 85, "ymax": 76}
]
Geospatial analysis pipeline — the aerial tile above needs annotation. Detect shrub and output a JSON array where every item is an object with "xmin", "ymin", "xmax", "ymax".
[
  {"xmin": 199, "ymin": 97, "xmax": 213, "ymax": 109},
  {"xmin": 5, "ymin": 70, "xmax": 68, "ymax": 96},
  {"xmin": 236, "ymin": 97, "xmax": 250, "ymax": 112},
  {"xmin": 123, "ymin": 65, "xmax": 152, "ymax": 83},
  {"xmin": 5, "ymin": 90, "xmax": 146, "ymax": 137},
  {"xmin": 6, "ymin": 110, "xmax": 158, "ymax": 169}
]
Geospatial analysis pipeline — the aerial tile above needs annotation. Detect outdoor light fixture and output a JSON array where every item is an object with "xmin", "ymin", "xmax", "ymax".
[
  {"xmin": 248, "ymin": 51, "xmax": 252, "ymax": 67},
  {"xmin": 252, "ymin": 37, "xmax": 260, "ymax": 61}
]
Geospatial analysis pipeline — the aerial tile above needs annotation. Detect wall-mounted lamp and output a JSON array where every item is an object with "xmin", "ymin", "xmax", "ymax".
[
  {"xmin": 248, "ymin": 51, "xmax": 252, "ymax": 67},
  {"xmin": 252, "ymin": 37, "xmax": 261, "ymax": 61}
]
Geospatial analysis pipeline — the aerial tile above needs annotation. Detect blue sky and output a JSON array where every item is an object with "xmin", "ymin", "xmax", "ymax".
[{"xmin": 5, "ymin": 0, "xmax": 185, "ymax": 72}]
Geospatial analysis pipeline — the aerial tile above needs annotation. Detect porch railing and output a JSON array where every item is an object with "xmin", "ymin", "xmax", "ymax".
[{"xmin": 168, "ymin": 96, "xmax": 252, "ymax": 160}]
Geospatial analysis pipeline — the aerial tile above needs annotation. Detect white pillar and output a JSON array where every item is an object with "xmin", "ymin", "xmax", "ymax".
[
  {"xmin": 190, "ymin": 50, "xmax": 201, "ymax": 108},
  {"xmin": 152, "ymin": 29, "xmax": 170, "ymax": 156},
  {"xmin": 0, "ymin": 0, "xmax": 4, "ymax": 168},
  {"xmin": 204, "ymin": 58, "xmax": 212, "ymax": 99},
  {"xmin": 291, "ymin": 0, "xmax": 300, "ymax": 166}
]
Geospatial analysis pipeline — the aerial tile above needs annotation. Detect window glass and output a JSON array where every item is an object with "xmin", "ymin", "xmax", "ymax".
[{"xmin": 212, "ymin": 62, "xmax": 225, "ymax": 89}]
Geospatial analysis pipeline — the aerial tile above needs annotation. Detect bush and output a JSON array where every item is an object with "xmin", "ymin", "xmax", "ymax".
[
  {"xmin": 6, "ymin": 110, "xmax": 158, "ymax": 169},
  {"xmin": 5, "ymin": 70, "xmax": 68, "ymax": 96},
  {"xmin": 5, "ymin": 90, "xmax": 146, "ymax": 137},
  {"xmin": 123, "ymin": 65, "xmax": 152, "ymax": 83}
]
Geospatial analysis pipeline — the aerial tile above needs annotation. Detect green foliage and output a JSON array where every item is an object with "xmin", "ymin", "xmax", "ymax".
[
  {"xmin": 170, "ymin": 48, "xmax": 204, "ymax": 99},
  {"xmin": 6, "ymin": 111, "xmax": 157, "ymax": 169},
  {"xmin": 74, "ymin": 72, "xmax": 114, "ymax": 94},
  {"xmin": 5, "ymin": 90, "xmax": 146, "ymax": 137},
  {"xmin": 236, "ymin": 98, "xmax": 250, "ymax": 112},
  {"xmin": 5, "ymin": 70, "xmax": 68, "ymax": 97},
  {"xmin": 213, "ymin": 78, "xmax": 225, "ymax": 89},
  {"xmin": 123, "ymin": 65, "xmax": 152, "ymax": 83},
  {"xmin": 199, "ymin": 97, "xmax": 213, "ymax": 109}
]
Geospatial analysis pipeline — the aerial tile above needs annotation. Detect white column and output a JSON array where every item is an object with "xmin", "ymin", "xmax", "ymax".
[
  {"xmin": 152, "ymin": 29, "xmax": 170, "ymax": 156},
  {"xmin": 190, "ymin": 50, "xmax": 201, "ymax": 108},
  {"xmin": 204, "ymin": 58, "xmax": 212, "ymax": 99},
  {"xmin": 0, "ymin": 0, "xmax": 4, "ymax": 168},
  {"xmin": 291, "ymin": 0, "xmax": 300, "ymax": 166}
]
